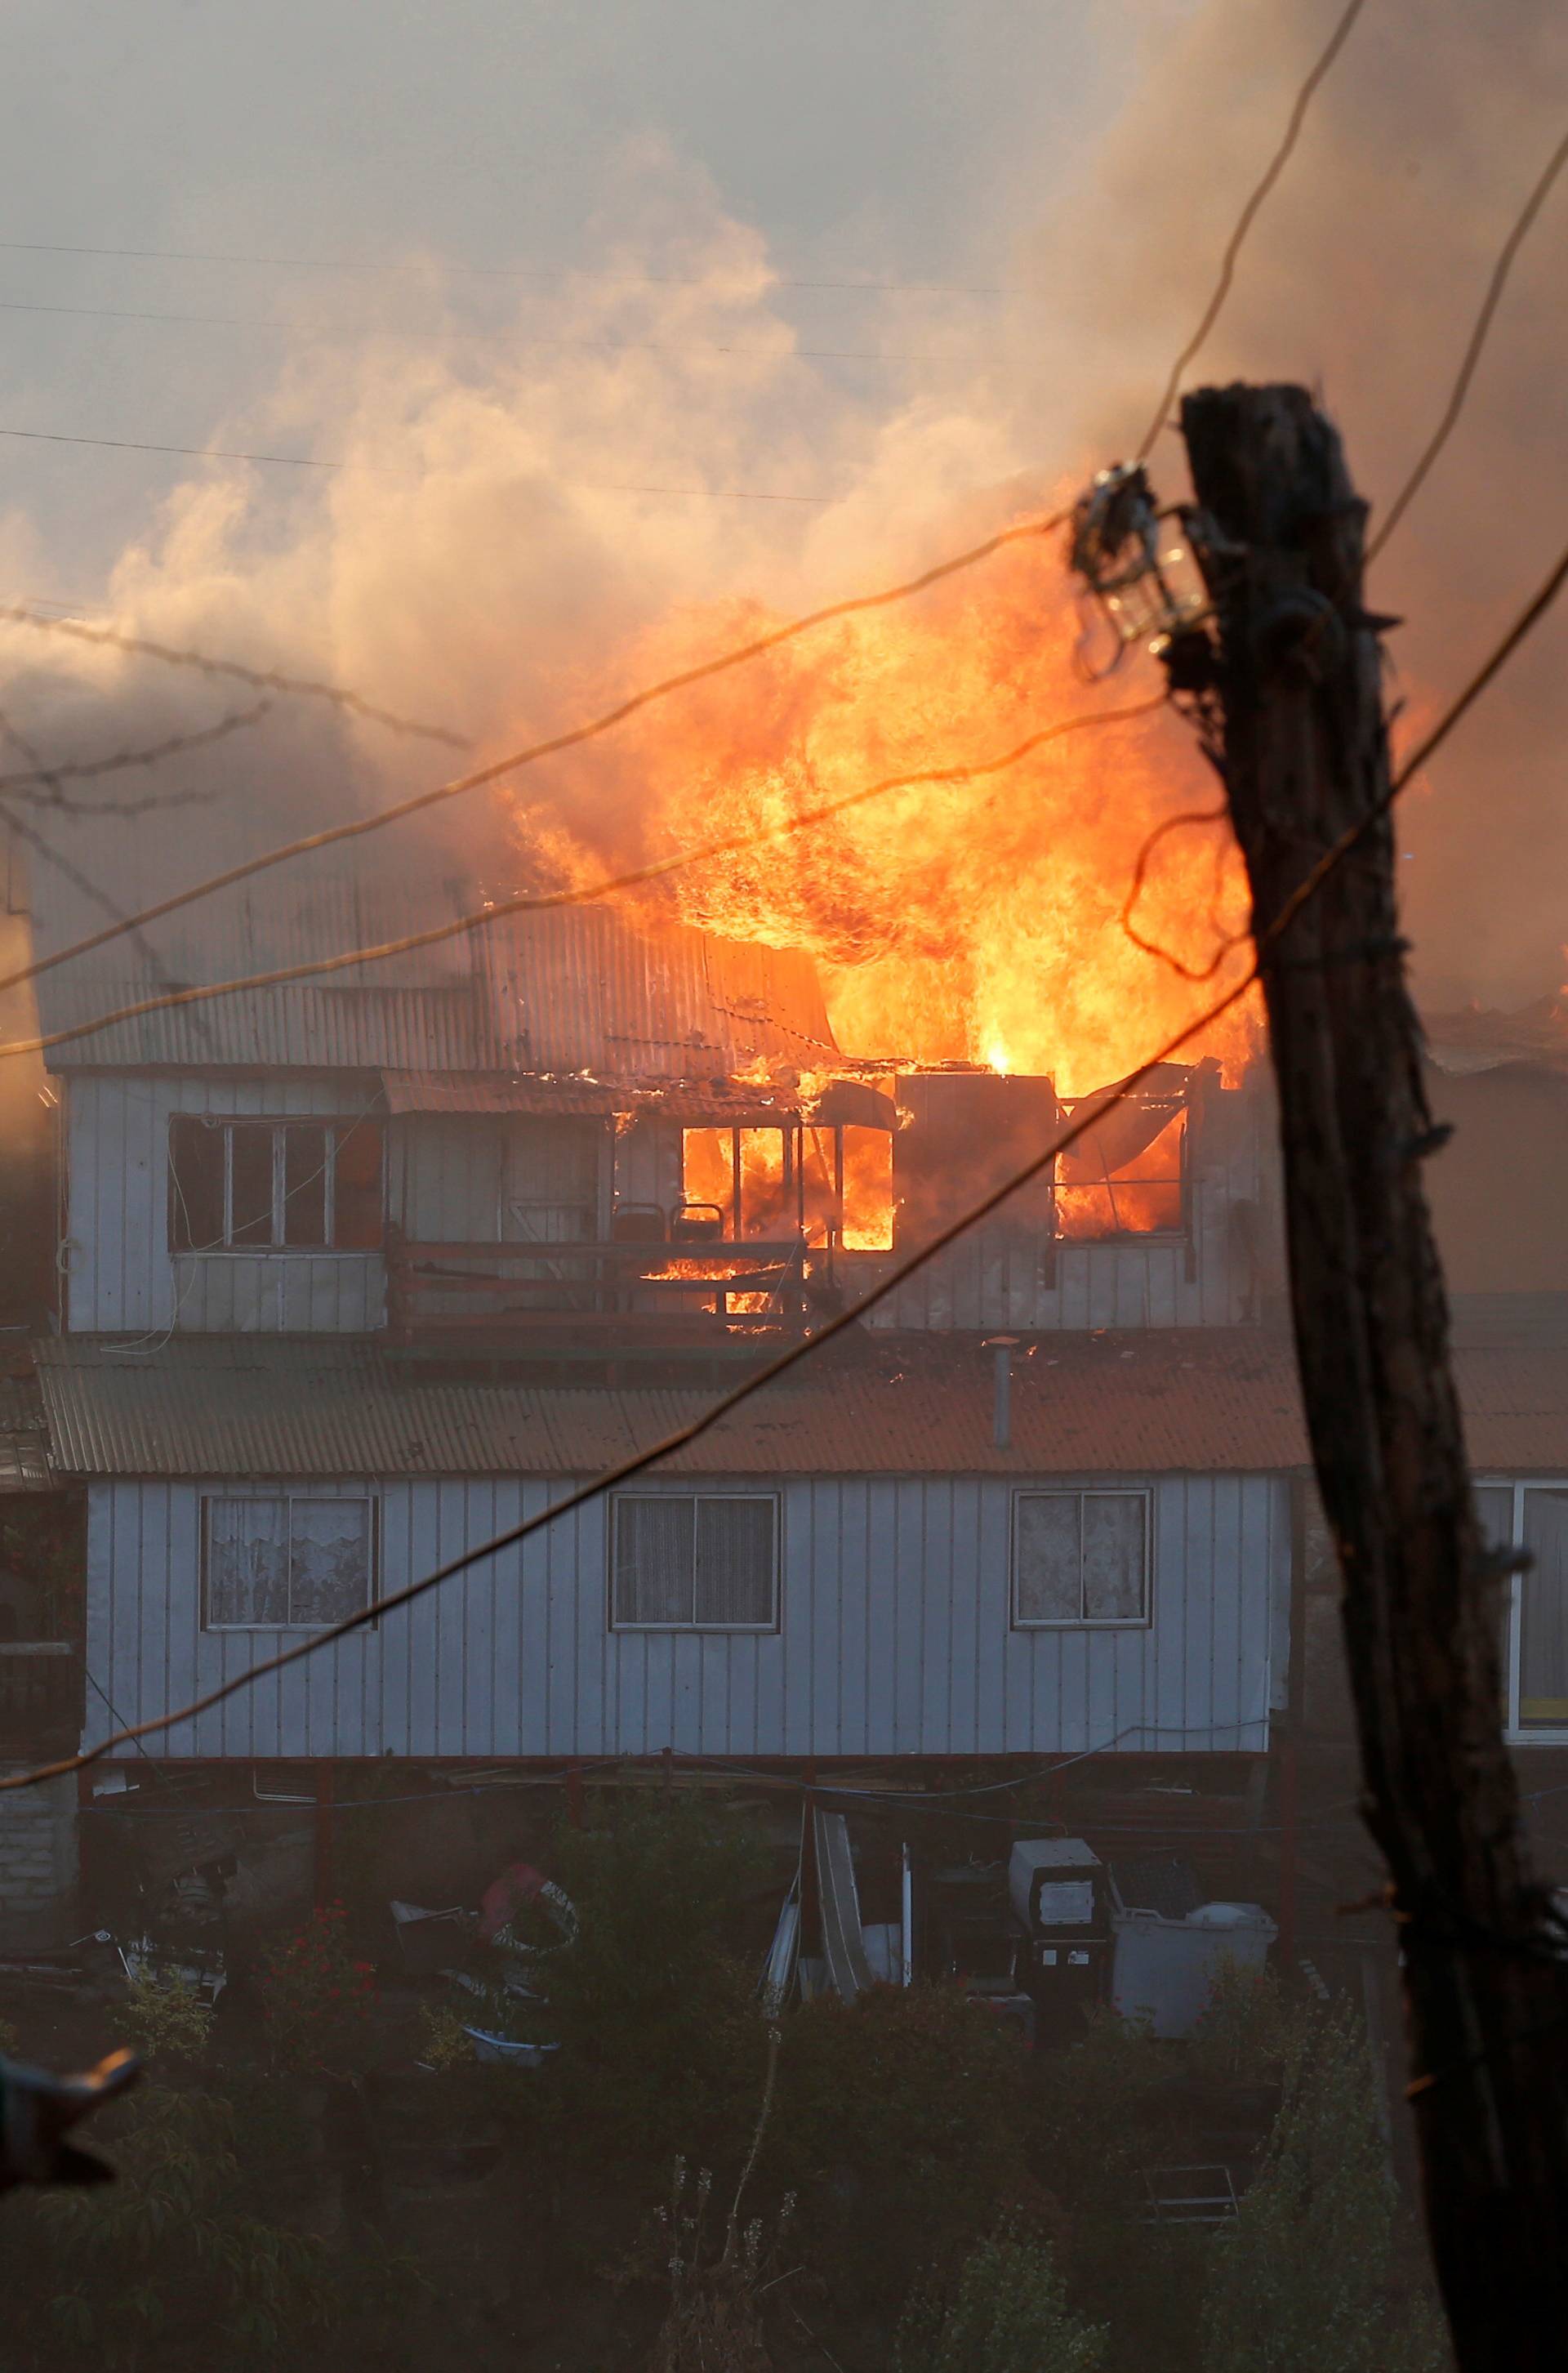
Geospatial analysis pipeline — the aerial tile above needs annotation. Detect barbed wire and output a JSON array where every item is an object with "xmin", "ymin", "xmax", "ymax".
[
  {"xmin": 0, "ymin": 701, "xmax": 270, "ymax": 809},
  {"xmin": 0, "ymin": 606, "xmax": 472, "ymax": 751}
]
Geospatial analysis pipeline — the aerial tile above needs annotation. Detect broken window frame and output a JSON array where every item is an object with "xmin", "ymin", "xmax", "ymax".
[
  {"xmin": 169, "ymin": 1116, "xmax": 385, "ymax": 1254},
  {"xmin": 200, "ymin": 1491, "xmax": 378, "ymax": 1633},
  {"xmin": 608, "ymin": 1490, "xmax": 782, "ymax": 1633},
  {"xmin": 1476, "ymin": 1476, "xmax": 1568, "ymax": 1742},
  {"xmin": 1054, "ymin": 1101, "xmax": 1191, "ymax": 1242},
  {"xmin": 1010, "ymin": 1486, "xmax": 1154, "ymax": 1630}
]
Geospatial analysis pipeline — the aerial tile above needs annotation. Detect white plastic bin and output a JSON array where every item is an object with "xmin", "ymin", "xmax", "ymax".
[{"xmin": 1109, "ymin": 1900, "xmax": 1278, "ymax": 2039}]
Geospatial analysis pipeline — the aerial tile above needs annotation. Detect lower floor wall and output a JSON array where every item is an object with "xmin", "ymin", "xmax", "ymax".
[
  {"xmin": 82, "ymin": 1470, "xmax": 1287, "ymax": 1763},
  {"xmin": 0, "ymin": 1766, "xmax": 79, "ymax": 1934}
]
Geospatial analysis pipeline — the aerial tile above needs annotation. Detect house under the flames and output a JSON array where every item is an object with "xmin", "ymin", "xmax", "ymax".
[{"xmin": 2, "ymin": 855, "xmax": 1567, "ymax": 1934}]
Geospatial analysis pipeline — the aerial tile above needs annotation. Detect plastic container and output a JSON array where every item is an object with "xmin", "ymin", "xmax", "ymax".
[{"xmin": 1107, "ymin": 1897, "xmax": 1278, "ymax": 2039}]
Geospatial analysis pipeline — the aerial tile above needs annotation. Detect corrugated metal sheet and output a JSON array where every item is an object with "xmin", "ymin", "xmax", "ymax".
[
  {"xmin": 38, "ymin": 1331, "xmax": 1568, "ymax": 1482},
  {"xmin": 38, "ymin": 874, "xmax": 836, "ymax": 1079},
  {"xmin": 383, "ymin": 1071, "xmax": 811, "ymax": 1123},
  {"xmin": 0, "ymin": 1373, "xmax": 53, "ymax": 1490}
]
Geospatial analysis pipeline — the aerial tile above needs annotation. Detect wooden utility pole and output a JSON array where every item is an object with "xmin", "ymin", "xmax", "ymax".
[{"xmin": 1180, "ymin": 382, "xmax": 1568, "ymax": 2370}]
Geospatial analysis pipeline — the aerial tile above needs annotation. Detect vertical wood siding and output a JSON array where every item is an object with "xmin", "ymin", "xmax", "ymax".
[
  {"xmin": 65, "ymin": 1076, "xmax": 386, "ymax": 1335},
  {"xmin": 83, "ymin": 1470, "xmax": 1284, "ymax": 1760}
]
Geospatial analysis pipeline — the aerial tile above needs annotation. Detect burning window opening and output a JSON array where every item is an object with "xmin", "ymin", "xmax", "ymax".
[
  {"xmin": 679, "ymin": 1116, "xmax": 894, "ymax": 1252},
  {"xmin": 1056, "ymin": 1107, "xmax": 1187, "ymax": 1241}
]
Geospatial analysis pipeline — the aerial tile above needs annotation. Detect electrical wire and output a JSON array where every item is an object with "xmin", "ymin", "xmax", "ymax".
[
  {"xmin": 0, "ymin": 701, "xmax": 270, "ymax": 805},
  {"xmin": 0, "ymin": 506, "xmax": 1073, "ymax": 1006},
  {"xmin": 1366, "ymin": 119, "xmax": 1568, "ymax": 562},
  {"xmin": 0, "ymin": 422, "xmax": 843, "ymax": 502},
  {"xmin": 0, "ymin": 692, "xmax": 1165, "ymax": 1061},
  {"xmin": 1133, "ymin": 0, "xmax": 1370, "ymax": 464},
  {"xmin": 0, "ymin": 237, "xmax": 1018, "ymax": 298},
  {"xmin": 0, "ymin": 292, "xmax": 1036, "ymax": 368},
  {"xmin": 0, "ymin": 607, "xmax": 470, "ymax": 752},
  {"xmin": 0, "ymin": 515, "xmax": 1557, "ymax": 1799}
]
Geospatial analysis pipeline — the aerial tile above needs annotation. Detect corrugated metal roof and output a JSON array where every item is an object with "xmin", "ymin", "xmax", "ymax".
[
  {"xmin": 35, "ymin": 875, "xmax": 836, "ymax": 1078},
  {"xmin": 35, "ymin": 1331, "xmax": 1568, "ymax": 1482},
  {"xmin": 382, "ymin": 1071, "xmax": 813, "ymax": 1124},
  {"xmin": 0, "ymin": 1372, "xmax": 56, "ymax": 1491}
]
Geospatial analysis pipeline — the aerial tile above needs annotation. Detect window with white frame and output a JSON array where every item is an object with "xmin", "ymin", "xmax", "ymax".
[
  {"xmin": 203, "ymin": 1495, "xmax": 376, "ymax": 1630},
  {"xmin": 169, "ymin": 1117, "xmax": 384, "ymax": 1253},
  {"xmin": 610, "ymin": 1493, "xmax": 779, "ymax": 1630},
  {"xmin": 1477, "ymin": 1481, "xmax": 1568, "ymax": 1734},
  {"xmin": 1013, "ymin": 1488, "xmax": 1152, "ymax": 1627}
]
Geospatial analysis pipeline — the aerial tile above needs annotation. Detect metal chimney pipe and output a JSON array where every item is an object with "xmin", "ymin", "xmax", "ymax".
[{"xmin": 985, "ymin": 1335, "xmax": 1018, "ymax": 1450}]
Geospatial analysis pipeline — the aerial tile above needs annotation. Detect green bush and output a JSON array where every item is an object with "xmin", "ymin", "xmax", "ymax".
[
  {"xmin": 896, "ymin": 2220, "xmax": 1109, "ymax": 2373},
  {"xmin": 526, "ymin": 1795, "xmax": 773, "ymax": 2165},
  {"xmin": 763, "ymin": 1982, "xmax": 1036, "ymax": 2308},
  {"xmin": 1200, "ymin": 2005, "xmax": 1447, "ymax": 2373}
]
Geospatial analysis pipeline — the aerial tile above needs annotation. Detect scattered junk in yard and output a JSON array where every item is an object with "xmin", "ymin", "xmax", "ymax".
[
  {"xmin": 396, "ymin": 1858, "xmax": 577, "ymax": 2069},
  {"xmin": 784, "ymin": 1807, "xmax": 915, "ymax": 2008},
  {"xmin": 0, "ymin": 1922, "xmax": 225, "ymax": 2008},
  {"xmin": 1004, "ymin": 1839, "xmax": 1277, "ymax": 2041},
  {"xmin": 1009, "ymin": 1839, "xmax": 1113, "ymax": 2039},
  {"xmin": 1106, "ymin": 1883, "xmax": 1277, "ymax": 2040}
]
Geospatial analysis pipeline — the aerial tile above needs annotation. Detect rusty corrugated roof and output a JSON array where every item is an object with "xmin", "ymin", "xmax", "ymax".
[
  {"xmin": 34, "ymin": 875, "xmax": 837, "ymax": 1077},
  {"xmin": 34, "ymin": 1331, "xmax": 1568, "ymax": 1482}
]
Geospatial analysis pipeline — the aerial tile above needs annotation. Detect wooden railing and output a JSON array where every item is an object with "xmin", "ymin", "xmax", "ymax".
[{"xmin": 386, "ymin": 1233, "xmax": 820, "ymax": 1348}]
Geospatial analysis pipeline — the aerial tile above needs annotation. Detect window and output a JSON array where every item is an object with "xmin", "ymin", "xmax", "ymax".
[
  {"xmin": 611, "ymin": 1493, "xmax": 778, "ymax": 1630},
  {"xmin": 203, "ymin": 1495, "xmax": 375, "ymax": 1630},
  {"xmin": 1013, "ymin": 1489, "xmax": 1152, "ymax": 1626},
  {"xmin": 1481, "ymin": 1481, "xmax": 1568, "ymax": 1734},
  {"xmin": 170, "ymin": 1117, "xmax": 384, "ymax": 1252}
]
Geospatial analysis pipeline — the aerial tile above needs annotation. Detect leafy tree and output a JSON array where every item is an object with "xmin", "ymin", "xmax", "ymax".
[
  {"xmin": 896, "ymin": 2220, "xmax": 1109, "ymax": 2373},
  {"xmin": 528, "ymin": 1795, "xmax": 772, "ymax": 2163},
  {"xmin": 1201, "ymin": 2005, "xmax": 1450, "ymax": 2373}
]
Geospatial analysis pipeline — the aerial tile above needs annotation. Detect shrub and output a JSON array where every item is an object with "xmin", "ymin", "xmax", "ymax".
[
  {"xmin": 1200, "ymin": 2004, "xmax": 1446, "ymax": 2373},
  {"xmin": 255, "ymin": 1902, "xmax": 377, "ymax": 2076},
  {"xmin": 896, "ymin": 2221, "xmax": 1109, "ymax": 2373},
  {"xmin": 119, "ymin": 1969, "xmax": 214, "ymax": 2067},
  {"xmin": 7, "ymin": 2081, "xmax": 335, "ymax": 2366},
  {"xmin": 764, "ymin": 1982, "xmax": 1036, "ymax": 2308},
  {"xmin": 534, "ymin": 1796, "xmax": 773, "ymax": 2164}
]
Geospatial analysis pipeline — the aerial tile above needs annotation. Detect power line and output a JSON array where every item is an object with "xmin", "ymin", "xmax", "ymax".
[
  {"xmin": 0, "ymin": 701, "xmax": 269, "ymax": 801},
  {"xmin": 0, "ymin": 292, "xmax": 1026, "ymax": 368},
  {"xmin": 1133, "ymin": 0, "xmax": 1370, "ymax": 465},
  {"xmin": 0, "ymin": 607, "xmax": 471, "ymax": 752},
  {"xmin": 1366, "ymin": 119, "xmax": 1568, "ymax": 562},
  {"xmin": 0, "ymin": 422, "xmax": 843, "ymax": 503},
  {"xmin": 0, "ymin": 693, "xmax": 1166, "ymax": 1058},
  {"xmin": 5, "ymin": 526, "xmax": 1563, "ymax": 1794},
  {"xmin": 0, "ymin": 507, "xmax": 1072, "ymax": 1003},
  {"xmin": 0, "ymin": 237, "xmax": 1017, "ymax": 298}
]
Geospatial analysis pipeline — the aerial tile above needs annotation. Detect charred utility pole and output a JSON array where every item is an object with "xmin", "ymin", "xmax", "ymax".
[{"xmin": 1177, "ymin": 383, "xmax": 1568, "ymax": 2371}]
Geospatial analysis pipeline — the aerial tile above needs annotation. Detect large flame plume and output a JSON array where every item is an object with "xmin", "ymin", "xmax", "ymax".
[{"xmin": 508, "ymin": 533, "xmax": 1260, "ymax": 1094}]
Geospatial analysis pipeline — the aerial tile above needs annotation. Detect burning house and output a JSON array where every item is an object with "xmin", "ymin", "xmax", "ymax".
[{"xmin": 1, "ymin": 834, "xmax": 1566, "ymax": 1958}]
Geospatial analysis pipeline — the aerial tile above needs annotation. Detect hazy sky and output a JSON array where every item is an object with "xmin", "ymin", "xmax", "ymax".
[
  {"xmin": 2, "ymin": 0, "xmax": 1566, "ymax": 1018},
  {"xmin": 0, "ymin": 0, "xmax": 1124, "ymax": 591}
]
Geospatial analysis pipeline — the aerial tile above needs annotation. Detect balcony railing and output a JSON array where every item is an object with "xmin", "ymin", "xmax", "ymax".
[
  {"xmin": 0, "ymin": 1643, "xmax": 81, "ymax": 1755},
  {"xmin": 386, "ymin": 1233, "xmax": 822, "ymax": 1350}
]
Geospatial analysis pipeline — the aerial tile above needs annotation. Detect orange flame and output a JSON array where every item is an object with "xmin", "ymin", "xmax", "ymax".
[{"xmin": 510, "ymin": 528, "xmax": 1260, "ymax": 1102}]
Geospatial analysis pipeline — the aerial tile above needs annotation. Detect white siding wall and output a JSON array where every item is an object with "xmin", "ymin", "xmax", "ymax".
[
  {"xmin": 82, "ymin": 1470, "xmax": 1283, "ymax": 1761},
  {"xmin": 65, "ymin": 1075, "xmax": 385, "ymax": 1335}
]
